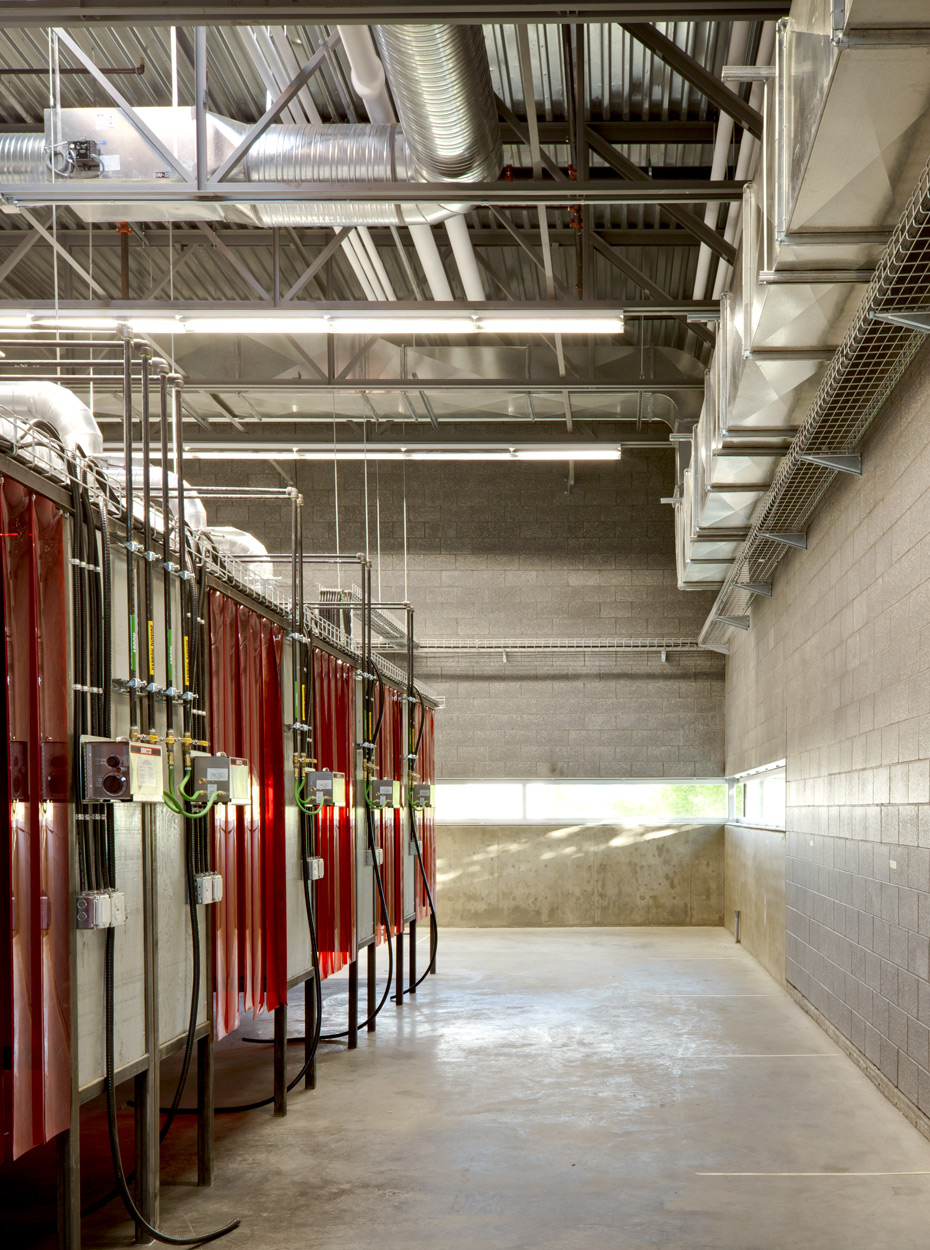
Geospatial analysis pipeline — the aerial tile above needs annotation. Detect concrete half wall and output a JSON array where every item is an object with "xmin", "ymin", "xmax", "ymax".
[{"xmin": 437, "ymin": 822, "xmax": 723, "ymax": 927}]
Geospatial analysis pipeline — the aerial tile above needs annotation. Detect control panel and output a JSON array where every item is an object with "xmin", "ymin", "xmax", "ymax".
[
  {"xmin": 81, "ymin": 738, "xmax": 164, "ymax": 802},
  {"xmin": 190, "ymin": 754, "xmax": 250, "ymax": 805}
]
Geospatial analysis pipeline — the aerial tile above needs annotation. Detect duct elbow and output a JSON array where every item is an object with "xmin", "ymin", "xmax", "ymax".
[{"xmin": 0, "ymin": 381, "xmax": 103, "ymax": 458}]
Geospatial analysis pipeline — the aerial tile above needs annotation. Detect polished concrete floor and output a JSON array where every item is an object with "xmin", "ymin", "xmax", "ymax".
[{"xmin": 80, "ymin": 928, "xmax": 930, "ymax": 1248}]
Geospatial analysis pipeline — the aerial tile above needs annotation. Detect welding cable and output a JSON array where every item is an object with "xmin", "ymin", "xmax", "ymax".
[
  {"xmin": 394, "ymin": 687, "xmax": 438, "ymax": 997},
  {"xmin": 103, "ymin": 929, "xmax": 241, "ymax": 1244}
]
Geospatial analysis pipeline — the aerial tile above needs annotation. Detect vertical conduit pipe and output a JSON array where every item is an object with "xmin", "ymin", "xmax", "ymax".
[{"xmin": 122, "ymin": 334, "xmax": 139, "ymax": 734}]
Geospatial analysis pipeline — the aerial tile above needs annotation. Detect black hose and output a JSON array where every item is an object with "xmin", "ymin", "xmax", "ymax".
[
  {"xmin": 394, "ymin": 687, "xmax": 438, "ymax": 998},
  {"xmin": 103, "ymin": 929, "xmax": 241, "ymax": 1244}
]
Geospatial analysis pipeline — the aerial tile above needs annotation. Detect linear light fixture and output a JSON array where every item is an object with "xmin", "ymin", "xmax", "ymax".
[
  {"xmin": 0, "ymin": 310, "xmax": 624, "ymax": 337},
  {"xmin": 179, "ymin": 444, "xmax": 622, "ymax": 462}
]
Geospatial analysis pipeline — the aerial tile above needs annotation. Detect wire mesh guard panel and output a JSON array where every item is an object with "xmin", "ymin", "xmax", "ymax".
[
  {"xmin": 312, "ymin": 648, "xmax": 356, "ymax": 979},
  {"xmin": 1, "ymin": 481, "xmax": 70, "ymax": 1161},
  {"xmin": 208, "ymin": 590, "xmax": 287, "ymax": 1040},
  {"xmin": 414, "ymin": 706, "xmax": 437, "ymax": 924}
]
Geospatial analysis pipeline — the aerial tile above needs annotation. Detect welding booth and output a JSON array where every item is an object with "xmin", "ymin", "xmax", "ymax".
[{"xmin": 0, "ymin": 359, "xmax": 437, "ymax": 1247}]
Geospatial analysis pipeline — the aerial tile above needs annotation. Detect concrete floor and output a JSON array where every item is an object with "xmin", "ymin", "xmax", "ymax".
[{"xmin": 80, "ymin": 927, "xmax": 930, "ymax": 1248}]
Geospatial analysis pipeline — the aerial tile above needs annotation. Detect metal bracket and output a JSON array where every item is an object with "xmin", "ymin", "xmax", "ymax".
[
  {"xmin": 759, "ymin": 530, "xmax": 807, "ymax": 549},
  {"xmin": 799, "ymin": 452, "xmax": 861, "ymax": 475},
  {"xmin": 733, "ymin": 581, "xmax": 772, "ymax": 597},
  {"xmin": 714, "ymin": 614, "xmax": 750, "ymax": 630}
]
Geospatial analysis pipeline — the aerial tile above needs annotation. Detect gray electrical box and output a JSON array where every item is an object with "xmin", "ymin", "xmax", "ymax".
[
  {"xmin": 302, "ymin": 769, "xmax": 346, "ymax": 807},
  {"xmin": 369, "ymin": 779, "xmax": 400, "ymax": 809},
  {"xmin": 190, "ymin": 754, "xmax": 250, "ymax": 805},
  {"xmin": 76, "ymin": 889, "xmax": 127, "ymax": 929},
  {"xmin": 411, "ymin": 783, "xmax": 435, "ymax": 810},
  {"xmin": 82, "ymin": 738, "xmax": 164, "ymax": 802}
]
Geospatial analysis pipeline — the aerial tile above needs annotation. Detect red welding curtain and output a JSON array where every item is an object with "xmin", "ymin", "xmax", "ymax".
[
  {"xmin": 312, "ymin": 649, "xmax": 356, "ymax": 978},
  {"xmin": 414, "ymin": 706, "xmax": 437, "ymax": 922},
  {"xmin": 1, "ymin": 481, "xmax": 70, "ymax": 1162},
  {"xmin": 209, "ymin": 592, "xmax": 287, "ymax": 1039},
  {"xmin": 374, "ymin": 684, "xmax": 405, "ymax": 938}
]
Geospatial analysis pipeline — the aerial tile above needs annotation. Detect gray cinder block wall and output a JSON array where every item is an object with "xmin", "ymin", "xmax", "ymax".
[
  {"xmin": 193, "ymin": 447, "xmax": 726, "ymax": 924},
  {"xmin": 724, "ymin": 345, "xmax": 930, "ymax": 1119}
]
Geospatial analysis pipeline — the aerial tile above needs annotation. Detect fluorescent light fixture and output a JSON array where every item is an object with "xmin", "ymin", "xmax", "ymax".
[
  {"xmin": 327, "ymin": 317, "xmax": 476, "ymax": 335},
  {"xmin": 185, "ymin": 317, "xmax": 329, "ymax": 334},
  {"xmin": 180, "ymin": 444, "xmax": 623, "ymax": 462},
  {"xmin": 0, "ymin": 316, "xmax": 34, "ymax": 329},
  {"xmin": 128, "ymin": 318, "xmax": 187, "ymax": 334},
  {"xmin": 33, "ymin": 316, "xmax": 120, "ymax": 330},
  {"xmin": 515, "ymin": 447, "xmax": 620, "ymax": 460},
  {"xmin": 477, "ymin": 316, "xmax": 624, "ymax": 335}
]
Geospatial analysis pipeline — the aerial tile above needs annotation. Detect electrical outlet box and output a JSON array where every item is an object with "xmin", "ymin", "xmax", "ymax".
[
  {"xmin": 411, "ymin": 783, "xmax": 435, "ymax": 810},
  {"xmin": 190, "ymin": 754, "xmax": 250, "ymax": 805},
  {"xmin": 368, "ymin": 779, "xmax": 400, "ymax": 809},
  {"xmin": 302, "ymin": 769, "xmax": 346, "ymax": 807},
  {"xmin": 76, "ymin": 890, "xmax": 126, "ymax": 929},
  {"xmin": 82, "ymin": 738, "xmax": 164, "ymax": 802},
  {"xmin": 303, "ymin": 856, "xmax": 325, "ymax": 881},
  {"xmin": 365, "ymin": 847, "xmax": 385, "ymax": 866},
  {"xmin": 191, "ymin": 873, "xmax": 214, "ymax": 905},
  {"xmin": 210, "ymin": 871, "xmax": 224, "ymax": 903}
]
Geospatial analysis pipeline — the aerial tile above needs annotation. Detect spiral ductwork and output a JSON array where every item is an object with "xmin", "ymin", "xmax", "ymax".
[
  {"xmin": 372, "ymin": 24, "xmax": 502, "ymax": 183},
  {"xmin": 0, "ymin": 132, "xmax": 46, "ymax": 181},
  {"xmin": 0, "ymin": 381, "xmax": 102, "ymax": 457}
]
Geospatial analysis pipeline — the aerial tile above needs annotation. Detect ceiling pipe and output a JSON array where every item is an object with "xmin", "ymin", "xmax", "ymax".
[{"xmin": 691, "ymin": 20, "xmax": 750, "ymax": 301}]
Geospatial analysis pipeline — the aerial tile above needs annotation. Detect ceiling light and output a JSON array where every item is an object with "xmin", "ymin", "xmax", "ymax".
[
  {"xmin": 477, "ymin": 316, "xmax": 624, "ymax": 335},
  {"xmin": 127, "ymin": 318, "xmax": 187, "ymax": 334},
  {"xmin": 515, "ymin": 447, "xmax": 621, "ymax": 460},
  {"xmin": 33, "ymin": 316, "xmax": 121, "ymax": 330},
  {"xmin": 185, "ymin": 317, "xmax": 329, "ymax": 334},
  {"xmin": 0, "ymin": 316, "xmax": 34, "ymax": 329},
  {"xmin": 328, "ymin": 317, "xmax": 476, "ymax": 335}
]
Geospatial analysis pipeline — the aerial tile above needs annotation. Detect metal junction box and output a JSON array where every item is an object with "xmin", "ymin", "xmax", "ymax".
[
  {"xmin": 410, "ymin": 783, "xmax": 435, "ymax": 810},
  {"xmin": 82, "ymin": 738, "xmax": 164, "ymax": 802},
  {"xmin": 302, "ymin": 769, "xmax": 346, "ymax": 807},
  {"xmin": 368, "ymin": 779, "xmax": 401, "ymax": 810},
  {"xmin": 191, "ymin": 754, "xmax": 250, "ymax": 805}
]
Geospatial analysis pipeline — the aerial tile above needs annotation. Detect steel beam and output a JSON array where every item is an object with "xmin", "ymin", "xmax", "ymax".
[
  {"xmin": 2, "ymin": 180, "xmax": 747, "ymax": 207},
  {"xmin": 0, "ymin": 3, "xmax": 794, "ymax": 22},
  {"xmin": 621, "ymin": 23, "xmax": 764, "ymax": 139}
]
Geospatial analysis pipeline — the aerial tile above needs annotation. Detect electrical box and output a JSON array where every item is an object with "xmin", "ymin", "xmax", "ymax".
[
  {"xmin": 303, "ymin": 856, "xmax": 325, "ymax": 881},
  {"xmin": 190, "ymin": 754, "xmax": 250, "ymax": 805},
  {"xmin": 76, "ymin": 889, "xmax": 127, "ymax": 930},
  {"xmin": 368, "ymin": 779, "xmax": 400, "ymax": 810},
  {"xmin": 190, "ymin": 871, "xmax": 224, "ymax": 905},
  {"xmin": 410, "ymin": 783, "xmax": 435, "ymax": 810},
  {"xmin": 365, "ymin": 847, "xmax": 385, "ymax": 866},
  {"xmin": 302, "ymin": 769, "xmax": 346, "ymax": 807},
  {"xmin": 82, "ymin": 738, "xmax": 164, "ymax": 802}
]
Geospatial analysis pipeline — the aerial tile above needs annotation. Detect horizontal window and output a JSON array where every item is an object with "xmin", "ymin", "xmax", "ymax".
[
  {"xmin": 435, "ymin": 779, "xmax": 727, "ymax": 825},
  {"xmin": 728, "ymin": 761, "xmax": 786, "ymax": 829}
]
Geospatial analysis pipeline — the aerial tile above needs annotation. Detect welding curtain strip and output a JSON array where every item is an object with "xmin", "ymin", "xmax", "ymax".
[
  {"xmin": 208, "ymin": 590, "xmax": 286, "ymax": 1040},
  {"xmin": 0, "ymin": 480, "xmax": 70, "ymax": 1162},
  {"xmin": 312, "ymin": 648, "xmax": 356, "ymax": 979}
]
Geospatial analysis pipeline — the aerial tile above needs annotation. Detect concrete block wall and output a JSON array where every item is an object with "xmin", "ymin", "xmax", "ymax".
[
  {"xmin": 193, "ymin": 448, "xmax": 724, "ymax": 781},
  {"xmin": 724, "ymin": 344, "xmax": 930, "ymax": 1120},
  {"xmin": 438, "ymin": 822, "xmax": 724, "ymax": 927}
]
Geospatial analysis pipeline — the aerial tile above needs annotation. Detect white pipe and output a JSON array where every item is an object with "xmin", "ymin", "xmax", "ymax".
[
  {"xmin": 691, "ymin": 21, "xmax": 750, "ymax": 300},
  {"xmin": 444, "ymin": 212, "xmax": 486, "ymax": 300},
  {"xmin": 712, "ymin": 22, "xmax": 777, "ymax": 299},
  {"xmin": 337, "ymin": 25, "xmax": 395, "ymax": 124},
  {"xmin": 358, "ymin": 225, "xmax": 397, "ymax": 300},
  {"xmin": 253, "ymin": 27, "xmax": 304, "ymax": 125},
  {"xmin": 349, "ymin": 229, "xmax": 390, "ymax": 299},
  {"xmin": 341, "ymin": 232, "xmax": 380, "ymax": 299},
  {"xmin": 408, "ymin": 222, "xmax": 453, "ymax": 300},
  {"xmin": 270, "ymin": 26, "xmax": 323, "ymax": 125},
  {"xmin": 237, "ymin": 27, "xmax": 298, "ymax": 123}
]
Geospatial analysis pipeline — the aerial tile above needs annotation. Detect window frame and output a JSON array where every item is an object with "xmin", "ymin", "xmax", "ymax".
[
  {"xmin": 434, "ymin": 777, "xmax": 729, "ymax": 825},
  {"xmin": 727, "ymin": 760, "xmax": 787, "ymax": 831}
]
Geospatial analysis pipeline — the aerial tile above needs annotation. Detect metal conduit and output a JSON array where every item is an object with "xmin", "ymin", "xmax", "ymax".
[{"xmin": 700, "ymin": 147, "xmax": 930, "ymax": 652}]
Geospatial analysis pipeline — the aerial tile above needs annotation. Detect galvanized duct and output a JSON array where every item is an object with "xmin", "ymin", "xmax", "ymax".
[
  {"xmin": 0, "ymin": 132, "xmax": 45, "ymax": 180},
  {"xmin": 699, "ymin": 150, "xmax": 930, "ymax": 652},
  {"xmin": 0, "ymin": 381, "xmax": 103, "ymax": 457},
  {"xmin": 372, "ymin": 24, "xmax": 502, "ymax": 184}
]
